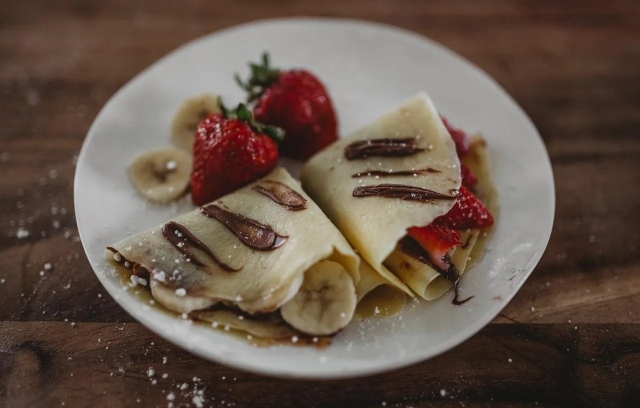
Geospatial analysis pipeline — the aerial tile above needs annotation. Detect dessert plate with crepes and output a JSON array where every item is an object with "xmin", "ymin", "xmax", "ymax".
[{"xmin": 75, "ymin": 18, "xmax": 554, "ymax": 378}]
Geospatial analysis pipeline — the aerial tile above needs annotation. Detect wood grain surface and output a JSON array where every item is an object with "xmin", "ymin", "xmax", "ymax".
[{"xmin": 0, "ymin": 0, "xmax": 639, "ymax": 407}]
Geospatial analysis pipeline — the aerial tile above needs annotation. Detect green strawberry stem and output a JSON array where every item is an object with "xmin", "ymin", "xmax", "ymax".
[
  {"xmin": 234, "ymin": 52, "xmax": 281, "ymax": 103},
  {"xmin": 218, "ymin": 97, "xmax": 285, "ymax": 143}
]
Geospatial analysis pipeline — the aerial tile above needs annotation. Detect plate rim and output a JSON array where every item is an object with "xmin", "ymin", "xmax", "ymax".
[{"xmin": 74, "ymin": 16, "xmax": 555, "ymax": 379}]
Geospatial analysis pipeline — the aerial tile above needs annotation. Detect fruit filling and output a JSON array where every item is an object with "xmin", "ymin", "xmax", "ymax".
[
  {"xmin": 408, "ymin": 186, "xmax": 494, "ymax": 268},
  {"xmin": 407, "ymin": 223, "xmax": 461, "ymax": 270},
  {"xmin": 404, "ymin": 119, "xmax": 494, "ymax": 300}
]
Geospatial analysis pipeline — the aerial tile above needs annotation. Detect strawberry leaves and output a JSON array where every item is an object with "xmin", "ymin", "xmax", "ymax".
[
  {"xmin": 234, "ymin": 52, "xmax": 281, "ymax": 103},
  {"xmin": 218, "ymin": 97, "xmax": 285, "ymax": 143}
]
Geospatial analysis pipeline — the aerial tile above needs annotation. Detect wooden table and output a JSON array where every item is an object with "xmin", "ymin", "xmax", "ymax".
[{"xmin": 1, "ymin": 1, "xmax": 638, "ymax": 407}]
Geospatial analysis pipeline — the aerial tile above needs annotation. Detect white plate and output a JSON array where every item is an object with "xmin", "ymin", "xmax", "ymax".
[{"xmin": 75, "ymin": 18, "xmax": 554, "ymax": 379}]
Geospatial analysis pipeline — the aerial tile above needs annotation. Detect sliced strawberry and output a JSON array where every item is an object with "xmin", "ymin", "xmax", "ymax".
[
  {"xmin": 436, "ymin": 186, "xmax": 494, "ymax": 230},
  {"xmin": 440, "ymin": 116, "xmax": 470, "ymax": 158},
  {"xmin": 407, "ymin": 224, "xmax": 461, "ymax": 270},
  {"xmin": 461, "ymin": 164, "xmax": 478, "ymax": 188}
]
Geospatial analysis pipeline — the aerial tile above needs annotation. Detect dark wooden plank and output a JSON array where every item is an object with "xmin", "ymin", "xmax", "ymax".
[{"xmin": 1, "ymin": 322, "xmax": 639, "ymax": 408}]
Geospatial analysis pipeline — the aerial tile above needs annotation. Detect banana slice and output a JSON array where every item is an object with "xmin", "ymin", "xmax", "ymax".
[
  {"xmin": 280, "ymin": 260, "xmax": 357, "ymax": 336},
  {"xmin": 150, "ymin": 280, "xmax": 217, "ymax": 314},
  {"xmin": 170, "ymin": 94, "xmax": 221, "ymax": 151},
  {"xmin": 127, "ymin": 148, "xmax": 192, "ymax": 203}
]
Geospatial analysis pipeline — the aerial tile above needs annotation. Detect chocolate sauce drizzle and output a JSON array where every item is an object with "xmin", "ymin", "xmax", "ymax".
[
  {"xmin": 344, "ymin": 137, "xmax": 425, "ymax": 160},
  {"xmin": 162, "ymin": 221, "xmax": 239, "ymax": 272},
  {"xmin": 353, "ymin": 184, "xmax": 458, "ymax": 202},
  {"xmin": 201, "ymin": 204, "xmax": 288, "ymax": 251},
  {"xmin": 461, "ymin": 234, "xmax": 473, "ymax": 249},
  {"xmin": 252, "ymin": 181, "xmax": 307, "ymax": 211},
  {"xmin": 351, "ymin": 168, "xmax": 441, "ymax": 178},
  {"xmin": 399, "ymin": 237, "xmax": 473, "ymax": 305},
  {"xmin": 106, "ymin": 246, "xmax": 150, "ymax": 279},
  {"xmin": 107, "ymin": 246, "xmax": 131, "ymax": 266}
]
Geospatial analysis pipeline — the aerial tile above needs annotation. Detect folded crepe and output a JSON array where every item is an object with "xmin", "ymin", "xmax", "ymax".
[
  {"xmin": 106, "ymin": 167, "xmax": 360, "ymax": 337},
  {"xmin": 301, "ymin": 93, "xmax": 496, "ymax": 303},
  {"xmin": 385, "ymin": 136, "xmax": 497, "ymax": 301},
  {"xmin": 353, "ymin": 258, "xmax": 407, "ymax": 320}
]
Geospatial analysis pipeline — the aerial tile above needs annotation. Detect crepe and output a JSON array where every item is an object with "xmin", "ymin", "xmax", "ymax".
[
  {"xmin": 106, "ymin": 167, "xmax": 360, "ymax": 337},
  {"xmin": 385, "ymin": 136, "xmax": 496, "ymax": 300},
  {"xmin": 302, "ymin": 93, "xmax": 498, "ymax": 301},
  {"xmin": 353, "ymin": 258, "xmax": 407, "ymax": 320},
  {"xmin": 462, "ymin": 136, "xmax": 498, "ymax": 270},
  {"xmin": 301, "ymin": 93, "xmax": 464, "ymax": 298},
  {"xmin": 385, "ymin": 230, "xmax": 479, "ymax": 300}
]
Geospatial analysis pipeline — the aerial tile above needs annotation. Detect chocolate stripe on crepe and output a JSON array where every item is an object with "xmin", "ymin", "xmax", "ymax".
[
  {"xmin": 461, "ymin": 234, "xmax": 473, "ymax": 249},
  {"xmin": 201, "ymin": 204, "xmax": 288, "ymax": 251},
  {"xmin": 162, "ymin": 221, "xmax": 239, "ymax": 272},
  {"xmin": 399, "ymin": 237, "xmax": 473, "ymax": 305},
  {"xmin": 252, "ymin": 181, "xmax": 307, "ymax": 211},
  {"xmin": 107, "ymin": 246, "xmax": 134, "ymax": 268},
  {"xmin": 344, "ymin": 137, "xmax": 425, "ymax": 160},
  {"xmin": 351, "ymin": 168, "xmax": 440, "ymax": 178},
  {"xmin": 353, "ymin": 184, "xmax": 458, "ymax": 203}
]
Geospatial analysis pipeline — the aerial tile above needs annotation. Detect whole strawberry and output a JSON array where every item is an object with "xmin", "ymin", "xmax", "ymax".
[
  {"xmin": 190, "ymin": 100, "xmax": 284, "ymax": 206},
  {"xmin": 235, "ymin": 53, "xmax": 337, "ymax": 160}
]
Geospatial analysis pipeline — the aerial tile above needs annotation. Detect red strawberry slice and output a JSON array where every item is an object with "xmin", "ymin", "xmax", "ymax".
[
  {"xmin": 461, "ymin": 164, "xmax": 478, "ymax": 188},
  {"xmin": 407, "ymin": 223, "xmax": 461, "ymax": 270},
  {"xmin": 435, "ymin": 186, "xmax": 494, "ymax": 230},
  {"xmin": 441, "ymin": 116, "xmax": 470, "ymax": 158}
]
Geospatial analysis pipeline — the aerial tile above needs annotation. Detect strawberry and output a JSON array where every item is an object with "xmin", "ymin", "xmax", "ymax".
[
  {"xmin": 441, "ymin": 116, "xmax": 470, "ymax": 158},
  {"xmin": 461, "ymin": 164, "xmax": 478, "ymax": 188},
  {"xmin": 435, "ymin": 186, "xmax": 494, "ymax": 230},
  {"xmin": 235, "ymin": 53, "xmax": 338, "ymax": 160},
  {"xmin": 407, "ymin": 223, "xmax": 461, "ymax": 270},
  {"xmin": 190, "ymin": 100, "xmax": 284, "ymax": 206},
  {"xmin": 406, "ymin": 185, "xmax": 493, "ymax": 269}
]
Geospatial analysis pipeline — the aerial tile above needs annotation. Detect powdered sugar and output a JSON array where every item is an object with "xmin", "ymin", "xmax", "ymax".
[{"xmin": 16, "ymin": 228, "xmax": 30, "ymax": 239}]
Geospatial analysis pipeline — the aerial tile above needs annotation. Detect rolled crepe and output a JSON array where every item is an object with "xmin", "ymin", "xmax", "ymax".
[
  {"xmin": 461, "ymin": 136, "xmax": 498, "ymax": 271},
  {"xmin": 386, "ymin": 135, "xmax": 497, "ymax": 300},
  {"xmin": 385, "ymin": 230, "xmax": 479, "ymax": 300},
  {"xmin": 107, "ymin": 167, "xmax": 360, "ymax": 337},
  {"xmin": 301, "ymin": 93, "xmax": 483, "ymax": 300},
  {"xmin": 353, "ymin": 258, "xmax": 406, "ymax": 320}
]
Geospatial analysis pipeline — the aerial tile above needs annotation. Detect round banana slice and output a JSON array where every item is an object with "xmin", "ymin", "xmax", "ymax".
[
  {"xmin": 170, "ymin": 94, "xmax": 221, "ymax": 151},
  {"xmin": 127, "ymin": 148, "xmax": 192, "ymax": 203},
  {"xmin": 280, "ymin": 260, "xmax": 357, "ymax": 336}
]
